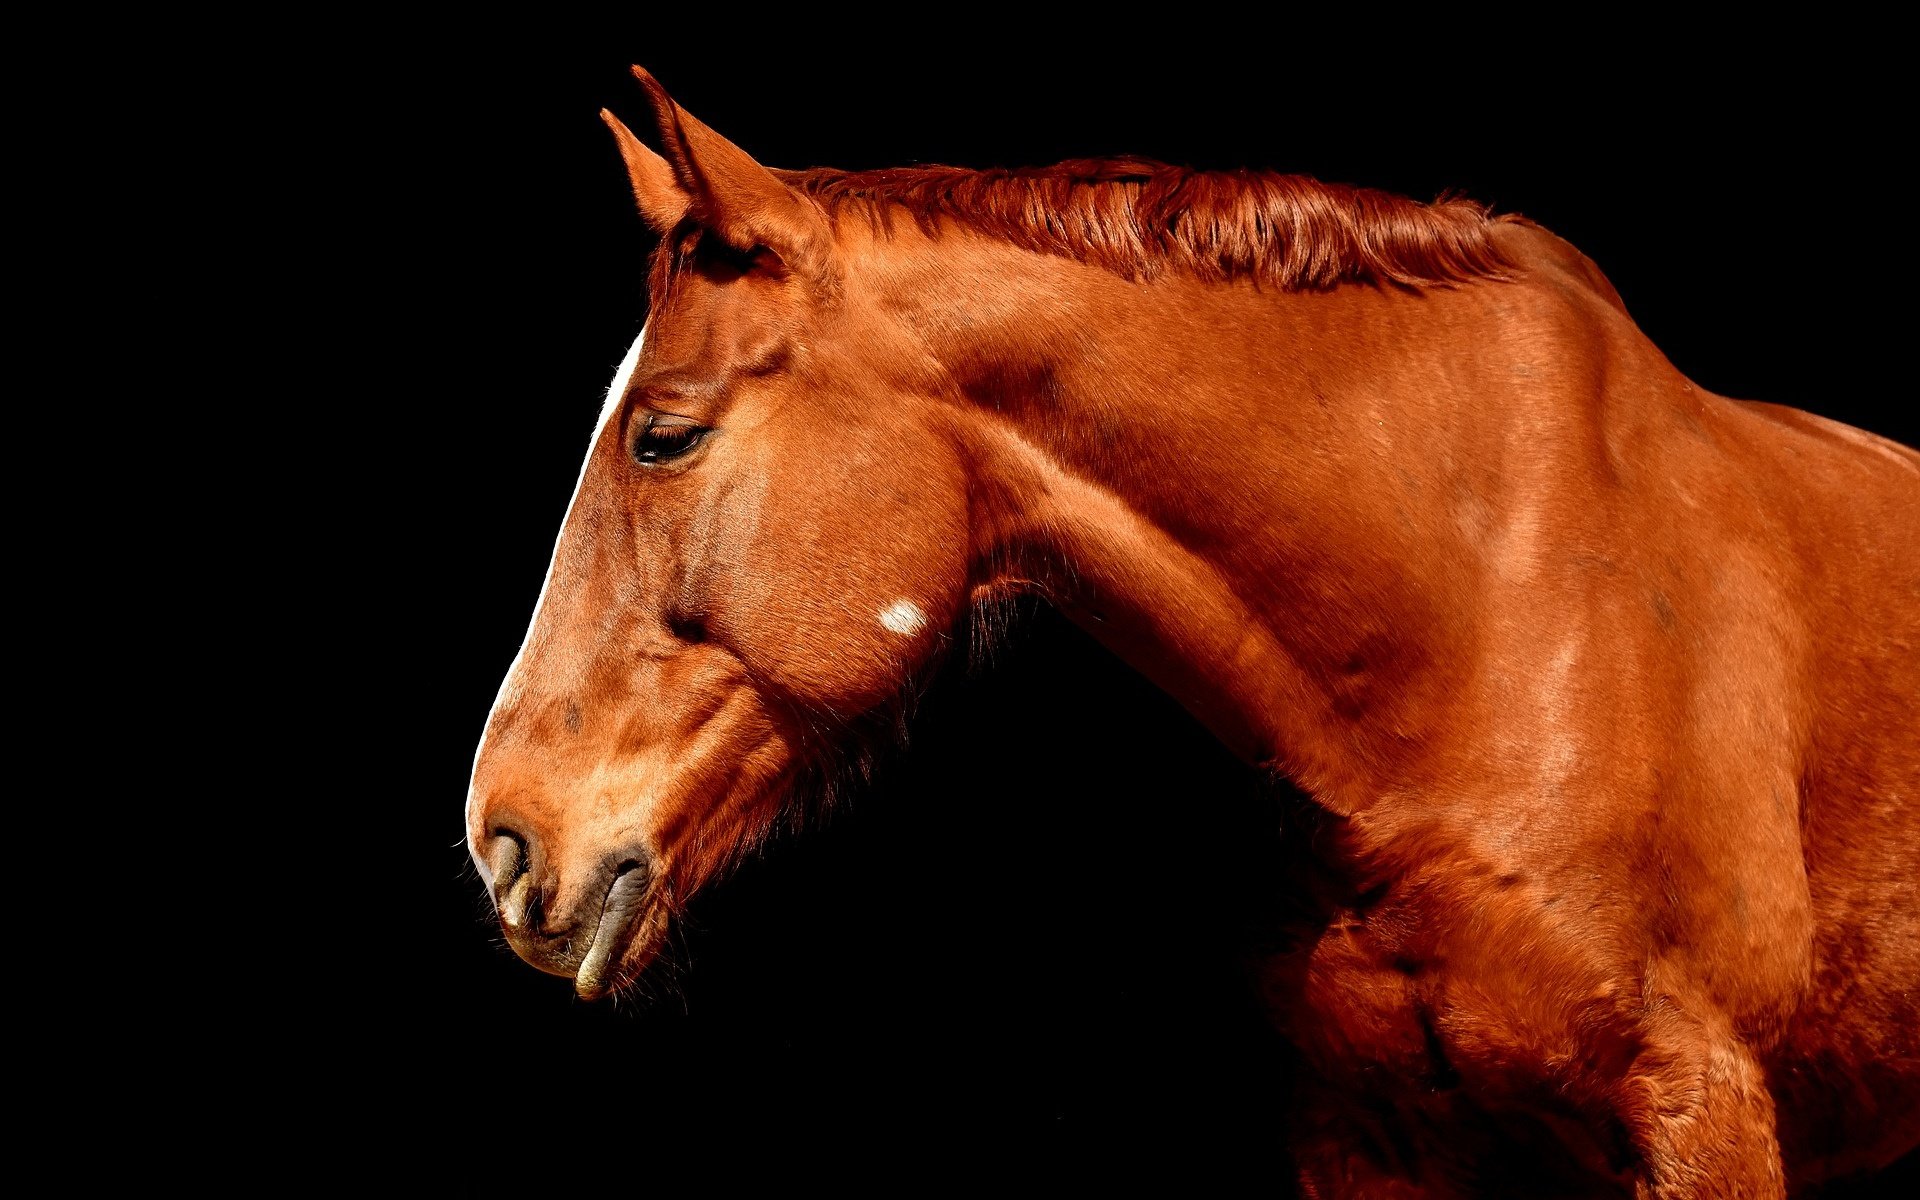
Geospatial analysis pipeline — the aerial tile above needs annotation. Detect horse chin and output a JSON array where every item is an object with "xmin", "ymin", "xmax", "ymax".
[{"xmin": 571, "ymin": 874, "xmax": 672, "ymax": 1001}]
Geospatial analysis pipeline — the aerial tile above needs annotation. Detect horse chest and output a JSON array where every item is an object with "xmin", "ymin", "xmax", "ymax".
[
  {"xmin": 1267, "ymin": 893, "xmax": 1604, "ymax": 1105},
  {"xmin": 1275, "ymin": 913, "xmax": 1456, "ymax": 1091}
]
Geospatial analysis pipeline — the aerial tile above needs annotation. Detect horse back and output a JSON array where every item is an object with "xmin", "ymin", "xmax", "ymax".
[
  {"xmin": 1550, "ymin": 228, "xmax": 1920, "ymax": 1173},
  {"xmin": 1456, "ymin": 222, "xmax": 1918, "ymax": 1176},
  {"xmin": 1705, "ymin": 393, "xmax": 1920, "ymax": 1177}
]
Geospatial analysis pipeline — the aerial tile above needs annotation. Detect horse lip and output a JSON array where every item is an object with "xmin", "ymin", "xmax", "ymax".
[{"xmin": 574, "ymin": 865, "xmax": 652, "ymax": 999}]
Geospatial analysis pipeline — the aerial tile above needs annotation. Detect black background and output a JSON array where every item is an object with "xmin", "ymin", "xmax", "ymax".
[{"xmin": 341, "ymin": 29, "xmax": 1914, "ymax": 1185}]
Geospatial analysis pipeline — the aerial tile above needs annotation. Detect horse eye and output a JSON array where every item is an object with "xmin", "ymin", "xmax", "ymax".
[{"xmin": 632, "ymin": 416, "xmax": 709, "ymax": 465}]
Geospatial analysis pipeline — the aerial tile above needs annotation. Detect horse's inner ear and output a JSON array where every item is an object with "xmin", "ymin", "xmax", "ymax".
[
  {"xmin": 627, "ymin": 65, "xmax": 831, "ymax": 283},
  {"xmin": 600, "ymin": 109, "xmax": 690, "ymax": 234}
]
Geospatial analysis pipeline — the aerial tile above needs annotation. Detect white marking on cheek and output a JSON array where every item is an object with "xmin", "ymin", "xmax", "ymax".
[{"xmin": 878, "ymin": 600, "xmax": 928, "ymax": 636}]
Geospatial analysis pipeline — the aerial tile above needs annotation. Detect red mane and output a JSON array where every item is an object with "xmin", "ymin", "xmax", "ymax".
[{"xmin": 780, "ymin": 158, "xmax": 1516, "ymax": 289}]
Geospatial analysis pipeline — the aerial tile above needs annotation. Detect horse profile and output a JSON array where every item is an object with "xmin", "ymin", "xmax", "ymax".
[{"xmin": 466, "ymin": 67, "xmax": 1919, "ymax": 1196}]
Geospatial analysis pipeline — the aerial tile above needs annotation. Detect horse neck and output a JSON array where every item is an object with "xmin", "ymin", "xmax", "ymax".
[{"xmin": 880, "ymin": 226, "xmax": 1626, "ymax": 808}]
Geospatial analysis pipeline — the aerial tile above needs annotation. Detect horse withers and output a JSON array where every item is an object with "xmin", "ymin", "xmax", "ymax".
[{"xmin": 466, "ymin": 67, "xmax": 1919, "ymax": 1196}]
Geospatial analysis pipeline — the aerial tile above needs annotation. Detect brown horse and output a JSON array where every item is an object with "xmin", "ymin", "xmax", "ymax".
[{"xmin": 466, "ymin": 67, "xmax": 1918, "ymax": 1196}]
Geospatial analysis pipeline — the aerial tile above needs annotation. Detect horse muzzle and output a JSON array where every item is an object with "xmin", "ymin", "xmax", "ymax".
[{"xmin": 479, "ymin": 829, "xmax": 658, "ymax": 999}]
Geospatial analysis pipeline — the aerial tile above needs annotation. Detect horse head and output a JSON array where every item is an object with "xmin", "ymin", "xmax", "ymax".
[{"xmin": 466, "ymin": 69, "xmax": 977, "ymax": 996}]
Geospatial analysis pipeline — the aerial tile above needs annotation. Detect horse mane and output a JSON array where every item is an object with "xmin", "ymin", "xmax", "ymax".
[{"xmin": 778, "ymin": 158, "xmax": 1517, "ymax": 290}]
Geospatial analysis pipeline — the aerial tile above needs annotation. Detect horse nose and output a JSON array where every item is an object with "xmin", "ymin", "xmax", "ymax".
[
  {"xmin": 482, "ymin": 828, "xmax": 538, "ymax": 930},
  {"xmin": 475, "ymin": 825, "xmax": 655, "ymax": 994}
]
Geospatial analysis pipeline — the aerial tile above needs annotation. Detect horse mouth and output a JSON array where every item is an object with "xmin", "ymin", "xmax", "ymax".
[{"xmin": 573, "ymin": 865, "xmax": 665, "ymax": 1000}]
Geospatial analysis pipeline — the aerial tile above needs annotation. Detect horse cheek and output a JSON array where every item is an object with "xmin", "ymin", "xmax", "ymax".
[{"xmin": 719, "ymin": 454, "xmax": 968, "ymax": 713}]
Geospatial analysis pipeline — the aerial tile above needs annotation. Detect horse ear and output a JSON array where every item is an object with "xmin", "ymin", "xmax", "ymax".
[
  {"xmin": 628, "ymin": 65, "xmax": 830, "ymax": 280},
  {"xmin": 600, "ymin": 108, "xmax": 690, "ymax": 233}
]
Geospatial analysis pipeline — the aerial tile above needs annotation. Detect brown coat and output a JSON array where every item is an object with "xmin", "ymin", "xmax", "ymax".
[{"xmin": 466, "ymin": 67, "xmax": 1919, "ymax": 1197}]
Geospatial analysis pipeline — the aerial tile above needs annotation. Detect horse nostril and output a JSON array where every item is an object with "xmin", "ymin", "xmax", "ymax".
[
  {"xmin": 486, "ymin": 830, "xmax": 535, "ymax": 930},
  {"xmin": 486, "ymin": 830, "xmax": 526, "ymax": 886}
]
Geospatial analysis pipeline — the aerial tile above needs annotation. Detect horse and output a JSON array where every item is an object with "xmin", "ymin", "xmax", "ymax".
[{"xmin": 464, "ymin": 66, "xmax": 1919, "ymax": 1196}]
